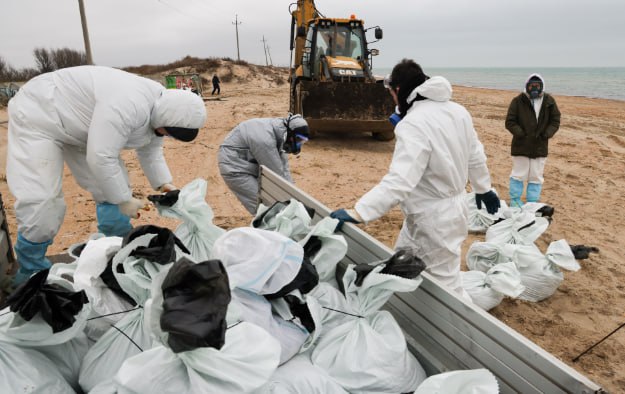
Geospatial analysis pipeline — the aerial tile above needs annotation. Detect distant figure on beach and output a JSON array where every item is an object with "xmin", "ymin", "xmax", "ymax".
[
  {"xmin": 218, "ymin": 114, "xmax": 309, "ymax": 214},
  {"xmin": 505, "ymin": 74, "xmax": 561, "ymax": 207},
  {"xmin": 212, "ymin": 74, "xmax": 221, "ymax": 95}
]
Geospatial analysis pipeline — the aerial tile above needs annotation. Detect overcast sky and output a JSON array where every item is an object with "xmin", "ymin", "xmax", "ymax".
[{"xmin": 2, "ymin": 0, "xmax": 624, "ymax": 70}]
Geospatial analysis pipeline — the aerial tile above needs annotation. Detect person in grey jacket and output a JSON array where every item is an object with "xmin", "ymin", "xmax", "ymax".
[
  {"xmin": 505, "ymin": 73, "xmax": 561, "ymax": 207},
  {"xmin": 218, "ymin": 114, "xmax": 309, "ymax": 214}
]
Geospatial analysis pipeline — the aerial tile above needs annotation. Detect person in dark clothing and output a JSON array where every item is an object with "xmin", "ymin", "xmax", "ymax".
[
  {"xmin": 505, "ymin": 73, "xmax": 561, "ymax": 207},
  {"xmin": 212, "ymin": 74, "xmax": 221, "ymax": 95}
]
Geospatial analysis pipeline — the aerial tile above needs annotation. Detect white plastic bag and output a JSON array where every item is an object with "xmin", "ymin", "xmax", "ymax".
[
  {"xmin": 466, "ymin": 242, "xmax": 511, "ymax": 272},
  {"xmin": 0, "ymin": 342, "xmax": 75, "ymax": 394},
  {"xmin": 78, "ymin": 307, "xmax": 152, "ymax": 392},
  {"xmin": 106, "ymin": 322, "xmax": 279, "ymax": 393},
  {"xmin": 72, "ymin": 236, "xmax": 133, "ymax": 342},
  {"xmin": 0, "ymin": 273, "xmax": 91, "ymax": 392},
  {"xmin": 253, "ymin": 199, "xmax": 313, "ymax": 241},
  {"xmin": 511, "ymin": 240, "xmax": 580, "ymax": 302},
  {"xmin": 0, "ymin": 276, "xmax": 90, "ymax": 347},
  {"xmin": 102, "ymin": 269, "xmax": 281, "ymax": 394},
  {"xmin": 153, "ymin": 178, "xmax": 226, "ymax": 261},
  {"xmin": 462, "ymin": 262, "xmax": 525, "ymax": 310},
  {"xmin": 485, "ymin": 211, "xmax": 549, "ymax": 245},
  {"xmin": 254, "ymin": 352, "xmax": 347, "ymax": 394},
  {"xmin": 414, "ymin": 368, "xmax": 499, "ymax": 394},
  {"xmin": 310, "ymin": 265, "xmax": 426, "ymax": 393},
  {"xmin": 298, "ymin": 217, "xmax": 346, "ymax": 284},
  {"xmin": 211, "ymin": 227, "xmax": 304, "ymax": 294},
  {"xmin": 79, "ymin": 233, "xmax": 176, "ymax": 392},
  {"xmin": 231, "ymin": 288, "xmax": 309, "ymax": 364}
]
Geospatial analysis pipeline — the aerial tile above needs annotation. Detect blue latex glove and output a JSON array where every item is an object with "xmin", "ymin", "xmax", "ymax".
[
  {"xmin": 330, "ymin": 209, "xmax": 361, "ymax": 231},
  {"xmin": 475, "ymin": 190, "xmax": 501, "ymax": 214}
]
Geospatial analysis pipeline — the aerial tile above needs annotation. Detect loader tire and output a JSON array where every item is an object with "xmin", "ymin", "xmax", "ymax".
[{"xmin": 372, "ymin": 130, "xmax": 395, "ymax": 141}]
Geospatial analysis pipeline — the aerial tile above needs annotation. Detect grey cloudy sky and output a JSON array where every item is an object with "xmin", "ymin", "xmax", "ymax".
[{"xmin": 2, "ymin": 0, "xmax": 624, "ymax": 70}]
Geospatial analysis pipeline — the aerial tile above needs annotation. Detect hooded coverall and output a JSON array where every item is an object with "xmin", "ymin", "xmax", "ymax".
[
  {"xmin": 218, "ymin": 118, "xmax": 292, "ymax": 214},
  {"xmin": 354, "ymin": 77, "xmax": 494, "ymax": 298},
  {"xmin": 6, "ymin": 65, "xmax": 206, "ymax": 283}
]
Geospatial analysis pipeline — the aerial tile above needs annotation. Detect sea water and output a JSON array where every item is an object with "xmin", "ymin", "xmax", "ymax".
[{"xmin": 373, "ymin": 67, "xmax": 625, "ymax": 101}]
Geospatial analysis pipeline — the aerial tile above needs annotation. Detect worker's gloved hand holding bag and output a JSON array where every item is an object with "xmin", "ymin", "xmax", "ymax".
[
  {"xmin": 330, "ymin": 209, "xmax": 362, "ymax": 231},
  {"xmin": 118, "ymin": 198, "xmax": 145, "ymax": 219},
  {"xmin": 475, "ymin": 190, "xmax": 501, "ymax": 214}
]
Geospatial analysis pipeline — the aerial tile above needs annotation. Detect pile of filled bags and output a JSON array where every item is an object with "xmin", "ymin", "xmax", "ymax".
[
  {"xmin": 463, "ymin": 194, "xmax": 584, "ymax": 309},
  {"xmin": 0, "ymin": 179, "xmax": 501, "ymax": 393}
]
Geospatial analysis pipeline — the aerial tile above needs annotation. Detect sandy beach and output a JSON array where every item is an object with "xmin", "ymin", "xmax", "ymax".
[{"xmin": 1, "ymin": 62, "xmax": 625, "ymax": 392}]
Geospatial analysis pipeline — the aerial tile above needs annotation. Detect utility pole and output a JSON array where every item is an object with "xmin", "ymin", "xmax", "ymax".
[
  {"xmin": 267, "ymin": 46, "xmax": 273, "ymax": 66},
  {"xmin": 261, "ymin": 36, "xmax": 269, "ymax": 66},
  {"xmin": 77, "ymin": 0, "xmax": 93, "ymax": 65},
  {"xmin": 232, "ymin": 14, "xmax": 242, "ymax": 61}
]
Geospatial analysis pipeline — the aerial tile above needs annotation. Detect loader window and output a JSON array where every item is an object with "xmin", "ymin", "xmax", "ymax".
[
  {"xmin": 312, "ymin": 27, "xmax": 332, "ymax": 78},
  {"xmin": 336, "ymin": 25, "xmax": 365, "ymax": 60},
  {"xmin": 303, "ymin": 25, "xmax": 315, "ymax": 78}
]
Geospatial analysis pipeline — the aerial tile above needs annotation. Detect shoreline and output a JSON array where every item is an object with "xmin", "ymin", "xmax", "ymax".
[{"xmin": 452, "ymin": 84, "xmax": 625, "ymax": 103}]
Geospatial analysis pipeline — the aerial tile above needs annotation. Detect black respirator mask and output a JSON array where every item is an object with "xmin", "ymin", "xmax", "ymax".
[
  {"xmin": 282, "ymin": 115, "xmax": 309, "ymax": 155},
  {"xmin": 526, "ymin": 81, "xmax": 543, "ymax": 99}
]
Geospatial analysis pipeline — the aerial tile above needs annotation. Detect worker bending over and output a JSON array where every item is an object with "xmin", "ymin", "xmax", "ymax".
[
  {"xmin": 6, "ymin": 65, "xmax": 206, "ymax": 285},
  {"xmin": 331, "ymin": 59, "xmax": 500, "ymax": 299},
  {"xmin": 218, "ymin": 114, "xmax": 309, "ymax": 214}
]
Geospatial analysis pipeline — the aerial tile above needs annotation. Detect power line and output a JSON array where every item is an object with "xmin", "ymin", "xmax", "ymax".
[{"xmin": 157, "ymin": 0, "xmax": 204, "ymax": 22}]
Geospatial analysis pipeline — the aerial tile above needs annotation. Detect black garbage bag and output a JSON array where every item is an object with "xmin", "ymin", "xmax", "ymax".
[
  {"xmin": 99, "ymin": 256, "xmax": 137, "ymax": 307},
  {"xmin": 251, "ymin": 200, "xmax": 315, "ymax": 228},
  {"xmin": 303, "ymin": 235, "xmax": 323, "ymax": 261},
  {"xmin": 264, "ymin": 256, "xmax": 319, "ymax": 300},
  {"xmin": 4, "ymin": 269, "xmax": 88, "ymax": 333},
  {"xmin": 284, "ymin": 294, "xmax": 316, "ymax": 333},
  {"xmin": 336, "ymin": 250, "xmax": 427, "ymax": 293},
  {"xmin": 160, "ymin": 257, "xmax": 231, "ymax": 353},
  {"xmin": 570, "ymin": 244, "xmax": 600, "ymax": 260},
  {"xmin": 536, "ymin": 204, "xmax": 555, "ymax": 218},
  {"xmin": 123, "ymin": 225, "xmax": 190, "ymax": 265},
  {"xmin": 147, "ymin": 190, "xmax": 181, "ymax": 207}
]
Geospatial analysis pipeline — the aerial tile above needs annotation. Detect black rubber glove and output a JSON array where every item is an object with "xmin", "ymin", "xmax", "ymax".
[
  {"xmin": 330, "ymin": 208, "xmax": 361, "ymax": 231},
  {"xmin": 475, "ymin": 190, "xmax": 501, "ymax": 214}
]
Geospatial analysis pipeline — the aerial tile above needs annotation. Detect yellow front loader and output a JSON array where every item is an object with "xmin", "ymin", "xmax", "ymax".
[{"xmin": 289, "ymin": 1, "xmax": 395, "ymax": 140}]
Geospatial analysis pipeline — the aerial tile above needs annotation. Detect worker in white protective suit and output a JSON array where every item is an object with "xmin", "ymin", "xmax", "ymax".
[
  {"xmin": 218, "ymin": 114, "xmax": 309, "ymax": 214},
  {"xmin": 6, "ymin": 65, "xmax": 206, "ymax": 286},
  {"xmin": 330, "ymin": 59, "xmax": 500, "ymax": 298}
]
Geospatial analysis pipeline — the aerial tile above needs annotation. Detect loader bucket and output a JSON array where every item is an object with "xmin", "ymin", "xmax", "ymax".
[{"xmin": 292, "ymin": 80, "xmax": 396, "ymax": 140}]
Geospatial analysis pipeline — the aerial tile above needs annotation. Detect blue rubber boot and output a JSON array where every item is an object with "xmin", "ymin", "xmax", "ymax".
[
  {"xmin": 12, "ymin": 233, "xmax": 52, "ymax": 286},
  {"xmin": 96, "ymin": 202, "xmax": 132, "ymax": 237},
  {"xmin": 509, "ymin": 177, "xmax": 524, "ymax": 208},
  {"xmin": 526, "ymin": 182, "xmax": 543, "ymax": 203}
]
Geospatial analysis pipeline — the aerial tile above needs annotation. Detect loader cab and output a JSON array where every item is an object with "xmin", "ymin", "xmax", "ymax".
[{"xmin": 302, "ymin": 19, "xmax": 368, "ymax": 81}]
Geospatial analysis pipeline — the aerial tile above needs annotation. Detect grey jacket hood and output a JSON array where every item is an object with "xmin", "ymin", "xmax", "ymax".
[
  {"xmin": 407, "ymin": 76, "xmax": 453, "ymax": 103},
  {"xmin": 150, "ymin": 89, "xmax": 207, "ymax": 129}
]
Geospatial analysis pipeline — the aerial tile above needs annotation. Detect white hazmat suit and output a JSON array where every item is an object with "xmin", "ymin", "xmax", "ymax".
[
  {"xmin": 6, "ymin": 66, "xmax": 206, "ymax": 283},
  {"xmin": 218, "ymin": 116, "xmax": 308, "ymax": 214},
  {"xmin": 354, "ymin": 76, "xmax": 493, "ymax": 297}
]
